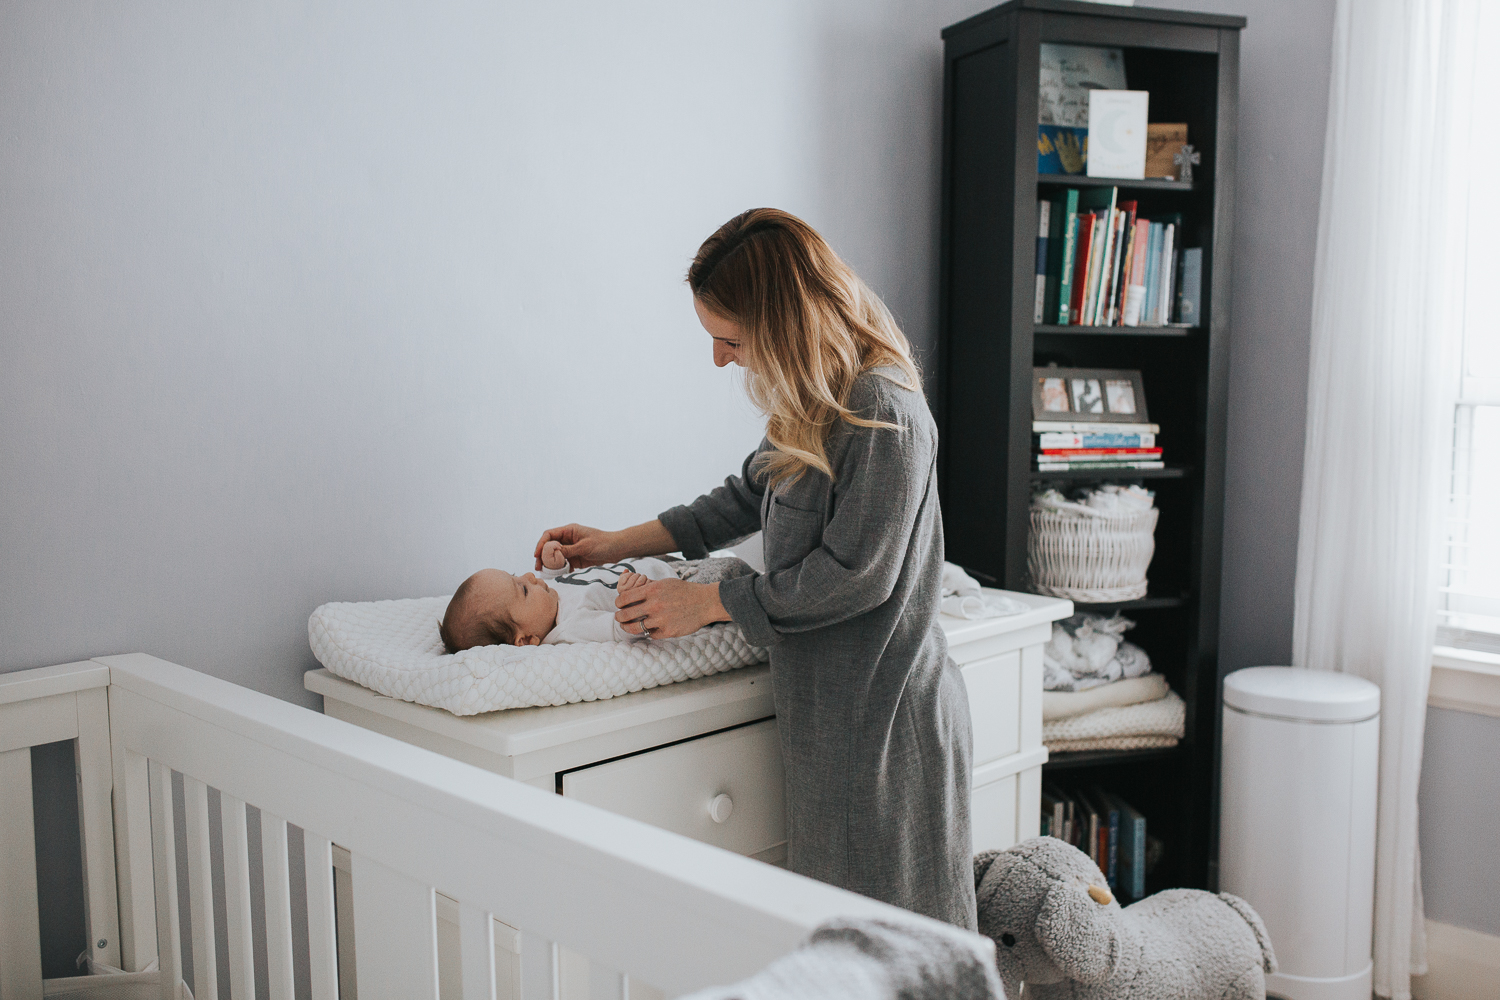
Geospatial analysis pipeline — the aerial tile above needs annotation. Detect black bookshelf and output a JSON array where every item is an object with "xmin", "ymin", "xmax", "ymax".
[{"xmin": 937, "ymin": 0, "xmax": 1243, "ymax": 892}]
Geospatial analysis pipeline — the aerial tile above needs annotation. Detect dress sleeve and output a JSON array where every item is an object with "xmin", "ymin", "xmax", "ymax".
[
  {"xmin": 715, "ymin": 399, "xmax": 934, "ymax": 647},
  {"xmin": 658, "ymin": 444, "xmax": 769, "ymax": 559}
]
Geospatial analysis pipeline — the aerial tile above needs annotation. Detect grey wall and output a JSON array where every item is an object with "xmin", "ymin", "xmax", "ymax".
[
  {"xmin": 1, "ymin": 0, "xmax": 1334, "ymax": 710},
  {"xmin": 1419, "ymin": 708, "xmax": 1500, "ymax": 937}
]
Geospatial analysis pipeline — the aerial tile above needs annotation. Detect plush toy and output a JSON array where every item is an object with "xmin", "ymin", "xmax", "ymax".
[{"xmin": 975, "ymin": 837, "xmax": 1277, "ymax": 999}]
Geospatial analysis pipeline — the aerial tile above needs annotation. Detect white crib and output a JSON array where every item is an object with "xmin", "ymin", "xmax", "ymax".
[{"xmin": 0, "ymin": 653, "xmax": 963, "ymax": 1000}]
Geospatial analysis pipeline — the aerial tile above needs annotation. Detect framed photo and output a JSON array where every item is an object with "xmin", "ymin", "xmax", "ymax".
[{"xmin": 1032, "ymin": 367, "xmax": 1150, "ymax": 423}]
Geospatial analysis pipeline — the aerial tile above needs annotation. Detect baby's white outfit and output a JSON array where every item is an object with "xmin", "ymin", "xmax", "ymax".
[{"xmin": 539, "ymin": 557, "xmax": 680, "ymax": 644}]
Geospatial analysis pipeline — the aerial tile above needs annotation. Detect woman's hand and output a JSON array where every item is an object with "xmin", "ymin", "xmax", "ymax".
[
  {"xmin": 615, "ymin": 579, "xmax": 730, "ymax": 639},
  {"xmin": 534, "ymin": 524, "xmax": 619, "ymax": 570},
  {"xmin": 534, "ymin": 520, "xmax": 678, "ymax": 570}
]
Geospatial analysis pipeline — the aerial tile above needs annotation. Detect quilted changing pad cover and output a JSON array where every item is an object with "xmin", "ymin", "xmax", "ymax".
[{"xmin": 308, "ymin": 596, "xmax": 769, "ymax": 716}]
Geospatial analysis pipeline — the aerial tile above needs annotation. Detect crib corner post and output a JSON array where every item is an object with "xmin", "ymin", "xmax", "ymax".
[{"xmin": 109, "ymin": 685, "xmax": 157, "ymax": 973}]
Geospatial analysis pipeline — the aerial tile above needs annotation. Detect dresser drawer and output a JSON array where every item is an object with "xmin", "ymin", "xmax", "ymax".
[
  {"xmin": 962, "ymin": 650, "xmax": 1022, "ymax": 766},
  {"xmin": 561, "ymin": 718, "xmax": 786, "ymax": 858}
]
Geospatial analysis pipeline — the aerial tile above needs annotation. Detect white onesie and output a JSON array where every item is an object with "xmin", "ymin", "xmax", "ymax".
[{"xmin": 539, "ymin": 557, "xmax": 681, "ymax": 644}]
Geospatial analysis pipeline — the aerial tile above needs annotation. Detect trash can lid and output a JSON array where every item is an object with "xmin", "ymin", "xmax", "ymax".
[{"xmin": 1223, "ymin": 667, "xmax": 1380, "ymax": 722}]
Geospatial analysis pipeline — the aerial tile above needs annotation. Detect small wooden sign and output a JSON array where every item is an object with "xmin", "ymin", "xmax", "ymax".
[{"xmin": 1145, "ymin": 123, "xmax": 1189, "ymax": 179}]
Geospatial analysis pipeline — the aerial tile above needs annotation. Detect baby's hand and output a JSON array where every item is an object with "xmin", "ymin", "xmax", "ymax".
[
  {"xmin": 618, "ymin": 570, "xmax": 647, "ymax": 592},
  {"xmin": 541, "ymin": 540, "xmax": 567, "ymax": 571}
]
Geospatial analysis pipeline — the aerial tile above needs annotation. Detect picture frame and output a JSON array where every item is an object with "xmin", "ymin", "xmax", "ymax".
[{"xmin": 1031, "ymin": 367, "xmax": 1150, "ymax": 423}]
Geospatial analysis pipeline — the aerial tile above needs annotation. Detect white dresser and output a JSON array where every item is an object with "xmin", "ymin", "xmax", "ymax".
[{"xmin": 305, "ymin": 589, "xmax": 1070, "ymax": 863}]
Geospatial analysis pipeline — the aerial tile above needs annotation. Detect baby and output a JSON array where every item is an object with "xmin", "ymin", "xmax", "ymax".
[{"xmin": 439, "ymin": 541, "xmax": 750, "ymax": 653}]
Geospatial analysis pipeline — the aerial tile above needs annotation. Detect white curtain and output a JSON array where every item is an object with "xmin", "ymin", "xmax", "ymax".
[{"xmin": 1294, "ymin": 0, "xmax": 1481, "ymax": 997}]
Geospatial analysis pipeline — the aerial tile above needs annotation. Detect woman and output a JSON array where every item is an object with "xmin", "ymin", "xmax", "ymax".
[{"xmin": 534, "ymin": 209, "xmax": 975, "ymax": 928}]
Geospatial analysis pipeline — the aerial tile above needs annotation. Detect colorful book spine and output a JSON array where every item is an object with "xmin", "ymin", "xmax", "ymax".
[
  {"xmin": 1037, "ymin": 431, "xmax": 1157, "ymax": 449},
  {"xmin": 1053, "ymin": 189, "xmax": 1080, "ymax": 324},
  {"xmin": 1034, "ymin": 200, "xmax": 1051, "ymax": 323},
  {"xmin": 1035, "ymin": 460, "xmax": 1166, "ymax": 471},
  {"xmin": 1123, "ymin": 223, "xmax": 1150, "ymax": 326},
  {"xmin": 1082, "ymin": 214, "xmax": 1108, "ymax": 325},
  {"xmin": 1033, "ymin": 421, "xmax": 1160, "ymax": 434},
  {"xmin": 1039, "ymin": 448, "xmax": 1163, "ymax": 459},
  {"xmin": 1068, "ymin": 214, "xmax": 1096, "ymax": 325},
  {"xmin": 1143, "ymin": 223, "xmax": 1162, "ymax": 324},
  {"xmin": 1157, "ymin": 223, "xmax": 1176, "ymax": 325}
]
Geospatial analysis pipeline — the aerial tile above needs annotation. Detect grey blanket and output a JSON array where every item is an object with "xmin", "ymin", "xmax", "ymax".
[{"xmin": 677, "ymin": 918, "xmax": 1005, "ymax": 1000}]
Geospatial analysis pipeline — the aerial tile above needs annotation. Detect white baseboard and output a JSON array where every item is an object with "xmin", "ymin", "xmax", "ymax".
[{"xmin": 1411, "ymin": 919, "xmax": 1500, "ymax": 1000}]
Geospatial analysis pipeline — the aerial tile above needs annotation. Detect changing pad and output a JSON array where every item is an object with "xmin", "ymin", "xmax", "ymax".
[{"xmin": 308, "ymin": 597, "xmax": 768, "ymax": 716}]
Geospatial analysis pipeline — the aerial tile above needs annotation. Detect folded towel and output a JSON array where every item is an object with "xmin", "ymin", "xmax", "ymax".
[
  {"xmin": 1042, "ymin": 690, "xmax": 1185, "ymax": 744},
  {"xmin": 941, "ymin": 563, "xmax": 1027, "ymax": 619},
  {"xmin": 1045, "ymin": 735, "xmax": 1180, "ymax": 752},
  {"xmin": 1042, "ymin": 673, "xmax": 1169, "ymax": 721},
  {"xmin": 678, "ymin": 917, "xmax": 1004, "ymax": 1000}
]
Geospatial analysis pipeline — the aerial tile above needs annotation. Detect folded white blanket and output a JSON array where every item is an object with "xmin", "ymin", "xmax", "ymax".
[
  {"xmin": 308, "ymin": 597, "xmax": 767, "ymax": 716},
  {"xmin": 1046, "ymin": 735, "xmax": 1180, "ymax": 752},
  {"xmin": 1042, "ymin": 690, "xmax": 1185, "ymax": 743},
  {"xmin": 1042, "ymin": 673, "xmax": 1169, "ymax": 721},
  {"xmin": 940, "ymin": 563, "xmax": 1027, "ymax": 619}
]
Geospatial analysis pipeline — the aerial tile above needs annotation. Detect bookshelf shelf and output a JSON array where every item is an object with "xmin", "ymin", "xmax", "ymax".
[
  {"xmin": 1042, "ymin": 746, "xmax": 1183, "ymax": 771},
  {"xmin": 1030, "ymin": 466, "xmax": 1190, "ymax": 482},
  {"xmin": 939, "ymin": 0, "xmax": 1242, "ymax": 893},
  {"xmin": 1074, "ymin": 592, "xmax": 1188, "ymax": 612},
  {"xmin": 1035, "ymin": 324, "xmax": 1196, "ymax": 337},
  {"xmin": 1037, "ymin": 173, "xmax": 1193, "ymax": 192}
]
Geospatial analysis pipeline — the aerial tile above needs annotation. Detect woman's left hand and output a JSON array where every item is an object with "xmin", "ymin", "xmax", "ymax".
[{"xmin": 615, "ymin": 579, "xmax": 729, "ymax": 639}]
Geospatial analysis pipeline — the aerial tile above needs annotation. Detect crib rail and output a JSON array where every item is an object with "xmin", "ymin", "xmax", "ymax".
[{"xmin": 1, "ymin": 654, "xmax": 917, "ymax": 1000}]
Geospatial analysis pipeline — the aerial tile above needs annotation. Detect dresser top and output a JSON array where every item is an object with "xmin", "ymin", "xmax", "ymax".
[{"xmin": 305, "ymin": 588, "xmax": 1070, "ymax": 758}]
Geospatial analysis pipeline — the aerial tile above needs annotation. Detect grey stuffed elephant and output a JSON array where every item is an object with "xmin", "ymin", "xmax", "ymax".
[{"xmin": 975, "ymin": 837, "xmax": 1277, "ymax": 999}]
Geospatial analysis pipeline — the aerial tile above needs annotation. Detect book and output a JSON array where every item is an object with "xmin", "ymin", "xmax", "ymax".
[
  {"xmin": 1037, "ymin": 431, "xmax": 1156, "ymax": 449},
  {"xmin": 1105, "ymin": 792, "xmax": 1148, "ymax": 901},
  {"xmin": 1122, "ymin": 222, "xmax": 1150, "ymax": 326},
  {"xmin": 1034, "ymin": 200, "xmax": 1051, "ymax": 323},
  {"xmin": 1038, "ymin": 124, "xmax": 1088, "ymax": 175},
  {"xmin": 1036, "ymin": 460, "xmax": 1165, "ymax": 471},
  {"xmin": 1077, "ymin": 189, "xmax": 1117, "ymax": 324},
  {"xmin": 1178, "ymin": 247, "xmax": 1203, "ymax": 327},
  {"xmin": 1033, "ymin": 421, "xmax": 1159, "ymax": 434},
  {"xmin": 1091, "ymin": 787, "xmax": 1121, "ymax": 890},
  {"xmin": 1157, "ymin": 223, "xmax": 1176, "ymax": 326},
  {"xmin": 1051, "ymin": 189, "xmax": 1080, "ymax": 324},
  {"xmin": 1068, "ymin": 213, "xmax": 1096, "ymax": 325},
  {"xmin": 1086, "ymin": 90, "xmax": 1149, "ymax": 179},
  {"xmin": 1039, "ymin": 448, "xmax": 1162, "ymax": 459}
]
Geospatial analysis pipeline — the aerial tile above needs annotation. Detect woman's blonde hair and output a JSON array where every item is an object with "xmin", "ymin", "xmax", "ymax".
[{"xmin": 688, "ymin": 208, "xmax": 920, "ymax": 488}]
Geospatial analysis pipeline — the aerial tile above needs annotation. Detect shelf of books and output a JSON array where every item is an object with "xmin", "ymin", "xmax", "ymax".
[{"xmin": 939, "ymin": 1, "xmax": 1242, "ymax": 893}]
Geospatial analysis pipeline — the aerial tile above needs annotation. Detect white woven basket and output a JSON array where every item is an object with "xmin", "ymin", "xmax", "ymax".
[{"xmin": 1028, "ymin": 506, "xmax": 1159, "ymax": 602}]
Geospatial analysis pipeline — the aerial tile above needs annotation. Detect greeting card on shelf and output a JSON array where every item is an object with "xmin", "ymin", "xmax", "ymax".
[{"xmin": 1087, "ymin": 90, "xmax": 1149, "ymax": 179}]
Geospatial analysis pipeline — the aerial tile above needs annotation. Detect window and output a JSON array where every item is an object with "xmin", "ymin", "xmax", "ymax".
[{"xmin": 1438, "ymin": 23, "xmax": 1500, "ymax": 654}]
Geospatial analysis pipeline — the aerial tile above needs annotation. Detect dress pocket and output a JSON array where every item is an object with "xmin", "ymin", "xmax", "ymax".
[{"xmin": 763, "ymin": 495, "xmax": 824, "ymax": 572}]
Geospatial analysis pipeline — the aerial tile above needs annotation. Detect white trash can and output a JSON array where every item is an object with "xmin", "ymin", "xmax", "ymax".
[{"xmin": 1219, "ymin": 667, "xmax": 1380, "ymax": 1000}]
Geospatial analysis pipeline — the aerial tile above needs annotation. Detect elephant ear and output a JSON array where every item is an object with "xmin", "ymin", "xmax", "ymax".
[
  {"xmin": 974, "ymin": 850, "xmax": 1002, "ymax": 891},
  {"xmin": 1036, "ymin": 880, "xmax": 1122, "ymax": 985}
]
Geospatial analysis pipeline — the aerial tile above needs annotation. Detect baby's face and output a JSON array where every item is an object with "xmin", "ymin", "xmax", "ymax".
[{"xmin": 451, "ymin": 568, "xmax": 559, "ymax": 648}]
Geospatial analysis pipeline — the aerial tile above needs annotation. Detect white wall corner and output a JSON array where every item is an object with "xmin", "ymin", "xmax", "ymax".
[
  {"xmin": 1411, "ymin": 920, "xmax": 1500, "ymax": 1000},
  {"xmin": 1429, "ymin": 648, "xmax": 1500, "ymax": 719}
]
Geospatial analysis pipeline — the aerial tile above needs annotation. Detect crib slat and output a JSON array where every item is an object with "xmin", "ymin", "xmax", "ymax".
[
  {"xmin": 458, "ymin": 904, "xmax": 496, "ymax": 1000},
  {"xmin": 492, "ymin": 918, "xmax": 523, "ymax": 1000},
  {"xmin": 261, "ymin": 811, "xmax": 297, "ymax": 1000},
  {"xmin": 350, "ymin": 853, "xmax": 440, "ymax": 1000},
  {"xmin": 182, "ymin": 777, "xmax": 218, "ymax": 1000},
  {"xmin": 148, "ymin": 761, "xmax": 183, "ymax": 1000},
  {"xmin": 305, "ymin": 831, "xmax": 339, "ymax": 1000},
  {"xmin": 221, "ymin": 794, "xmax": 256, "ymax": 1000},
  {"xmin": 0, "ymin": 747, "xmax": 43, "ymax": 1000},
  {"xmin": 75, "ymin": 686, "xmax": 122, "ymax": 971},
  {"xmin": 519, "ymin": 933, "xmax": 558, "ymax": 1000},
  {"xmin": 111, "ymin": 739, "xmax": 157, "ymax": 972}
]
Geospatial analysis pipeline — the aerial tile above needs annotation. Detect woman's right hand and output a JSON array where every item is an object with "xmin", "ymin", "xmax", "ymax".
[{"xmin": 534, "ymin": 524, "xmax": 620, "ymax": 570}]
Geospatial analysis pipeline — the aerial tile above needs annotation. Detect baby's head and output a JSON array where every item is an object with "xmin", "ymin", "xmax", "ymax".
[{"xmin": 439, "ymin": 569, "xmax": 560, "ymax": 653}]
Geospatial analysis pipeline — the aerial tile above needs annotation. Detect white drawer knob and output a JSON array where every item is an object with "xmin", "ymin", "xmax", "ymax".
[{"xmin": 709, "ymin": 793, "xmax": 734, "ymax": 824}]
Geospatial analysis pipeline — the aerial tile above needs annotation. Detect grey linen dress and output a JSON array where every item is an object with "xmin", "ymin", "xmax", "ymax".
[{"xmin": 658, "ymin": 369, "xmax": 977, "ymax": 929}]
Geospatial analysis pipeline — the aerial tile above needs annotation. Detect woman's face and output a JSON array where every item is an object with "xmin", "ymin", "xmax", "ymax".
[{"xmin": 694, "ymin": 297, "xmax": 748, "ymax": 369}]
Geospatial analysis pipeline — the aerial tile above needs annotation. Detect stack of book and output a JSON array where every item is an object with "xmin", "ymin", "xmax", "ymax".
[
  {"xmin": 1041, "ymin": 784, "xmax": 1154, "ymax": 901},
  {"xmin": 1034, "ymin": 420, "xmax": 1162, "ymax": 472},
  {"xmin": 1033, "ymin": 188, "xmax": 1202, "ymax": 329}
]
